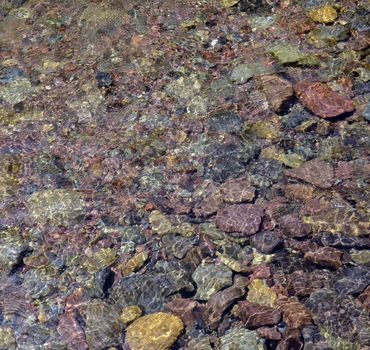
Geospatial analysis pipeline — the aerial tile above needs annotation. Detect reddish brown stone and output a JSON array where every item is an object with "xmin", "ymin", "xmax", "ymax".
[
  {"xmin": 167, "ymin": 194, "xmax": 193, "ymax": 214},
  {"xmin": 285, "ymin": 270, "xmax": 330, "ymax": 297},
  {"xmin": 285, "ymin": 238, "xmax": 320, "ymax": 254},
  {"xmin": 359, "ymin": 286, "xmax": 370, "ymax": 312},
  {"xmin": 237, "ymin": 301, "xmax": 281, "ymax": 327},
  {"xmin": 220, "ymin": 177, "xmax": 256, "ymax": 204},
  {"xmin": 205, "ymin": 276, "xmax": 248, "ymax": 329},
  {"xmin": 249, "ymin": 264, "xmax": 272, "ymax": 280},
  {"xmin": 304, "ymin": 246, "xmax": 343, "ymax": 269},
  {"xmin": 263, "ymin": 199, "xmax": 288, "ymax": 230},
  {"xmin": 166, "ymin": 298, "xmax": 205, "ymax": 328},
  {"xmin": 303, "ymin": 197, "xmax": 332, "ymax": 216},
  {"xmin": 250, "ymin": 230, "xmax": 283, "ymax": 253},
  {"xmin": 257, "ymin": 326, "xmax": 282, "ymax": 341},
  {"xmin": 278, "ymin": 297, "xmax": 312, "ymax": 329},
  {"xmin": 215, "ymin": 204, "xmax": 264, "ymax": 235},
  {"xmin": 285, "ymin": 159, "xmax": 334, "ymax": 189},
  {"xmin": 200, "ymin": 191, "xmax": 223, "ymax": 217},
  {"xmin": 57, "ymin": 312, "xmax": 88, "ymax": 350},
  {"xmin": 294, "ymin": 79, "xmax": 355, "ymax": 118},
  {"xmin": 279, "ymin": 214, "xmax": 311, "ymax": 238},
  {"xmin": 256, "ymin": 74, "xmax": 294, "ymax": 113},
  {"xmin": 335, "ymin": 161, "xmax": 355, "ymax": 180},
  {"xmin": 284, "ymin": 184, "xmax": 315, "ymax": 202}
]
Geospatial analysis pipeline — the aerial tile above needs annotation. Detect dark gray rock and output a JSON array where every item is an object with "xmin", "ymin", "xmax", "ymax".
[
  {"xmin": 110, "ymin": 265, "xmax": 194, "ymax": 312},
  {"xmin": 250, "ymin": 230, "xmax": 283, "ymax": 254},
  {"xmin": 305, "ymin": 289, "xmax": 370, "ymax": 347},
  {"xmin": 334, "ymin": 266, "xmax": 370, "ymax": 295},
  {"xmin": 208, "ymin": 111, "xmax": 245, "ymax": 134},
  {"xmin": 95, "ymin": 71, "xmax": 113, "ymax": 87}
]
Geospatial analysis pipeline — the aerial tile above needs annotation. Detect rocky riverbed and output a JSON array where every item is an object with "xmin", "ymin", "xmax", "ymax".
[{"xmin": 0, "ymin": 0, "xmax": 369, "ymax": 349}]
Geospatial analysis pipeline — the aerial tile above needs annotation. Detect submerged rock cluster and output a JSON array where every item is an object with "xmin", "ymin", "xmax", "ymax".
[{"xmin": 0, "ymin": 0, "xmax": 369, "ymax": 349}]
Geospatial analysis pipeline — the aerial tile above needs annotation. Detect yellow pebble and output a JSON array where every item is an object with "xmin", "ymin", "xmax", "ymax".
[
  {"xmin": 120, "ymin": 306, "xmax": 142, "ymax": 326},
  {"xmin": 127, "ymin": 312, "xmax": 184, "ymax": 350},
  {"xmin": 308, "ymin": 4, "xmax": 338, "ymax": 24}
]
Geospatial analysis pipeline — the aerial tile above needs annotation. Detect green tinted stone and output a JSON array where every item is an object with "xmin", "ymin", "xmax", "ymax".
[
  {"xmin": 219, "ymin": 328, "xmax": 266, "ymax": 350},
  {"xmin": 0, "ymin": 77, "xmax": 33, "ymax": 105},
  {"xmin": 247, "ymin": 279, "xmax": 277, "ymax": 307},
  {"xmin": 309, "ymin": 25, "xmax": 351, "ymax": 48},
  {"xmin": 27, "ymin": 189, "xmax": 85, "ymax": 225},
  {"xmin": 230, "ymin": 63, "xmax": 273, "ymax": 84},
  {"xmin": 269, "ymin": 43, "xmax": 319, "ymax": 66},
  {"xmin": 350, "ymin": 250, "xmax": 370, "ymax": 265}
]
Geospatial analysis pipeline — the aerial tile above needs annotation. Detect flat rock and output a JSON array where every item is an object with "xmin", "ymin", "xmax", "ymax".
[
  {"xmin": 120, "ymin": 251, "xmax": 149, "ymax": 276},
  {"xmin": 126, "ymin": 312, "xmax": 184, "ymax": 350},
  {"xmin": 284, "ymin": 183, "xmax": 315, "ymax": 201},
  {"xmin": 192, "ymin": 261, "xmax": 233, "ymax": 300},
  {"xmin": 294, "ymin": 79, "xmax": 355, "ymax": 118},
  {"xmin": 256, "ymin": 74, "xmax": 294, "ymax": 114},
  {"xmin": 205, "ymin": 276, "xmax": 248, "ymax": 329},
  {"xmin": 149, "ymin": 210, "xmax": 173, "ymax": 235},
  {"xmin": 0, "ymin": 74, "xmax": 34, "ymax": 105},
  {"xmin": 27, "ymin": 189, "xmax": 85, "ymax": 225},
  {"xmin": 217, "ymin": 253, "xmax": 249, "ymax": 272},
  {"xmin": 219, "ymin": 328, "xmax": 266, "ymax": 350},
  {"xmin": 110, "ymin": 267, "xmax": 193, "ymax": 313},
  {"xmin": 285, "ymin": 270, "xmax": 330, "ymax": 297},
  {"xmin": 220, "ymin": 177, "xmax": 256, "ymax": 204},
  {"xmin": 221, "ymin": 0, "xmax": 240, "ymax": 8},
  {"xmin": 314, "ymin": 232, "xmax": 370, "ymax": 248},
  {"xmin": 166, "ymin": 298, "xmax": 204, "ymax": 328},
  {"xmin": 333, "ymin": 266, "xmax": 370, "ymax": 295},
  {"xmin": 304, "ymin": 246, "xmax": 343, "ymax": 269},
  {"xmin": 279, "ymin": 214, "xmax": 311, "ymax": 238},
  {"xmin": 162, "ymin": 235, "xmax": 197, "ymax": 259},
  {"xmin": 269, "ymin": 43, "xmax": 318, "ymax": 66},
  {"xmin": 230, "ymin": 63, "xmax": 273, "ymax": 84},
  {"xmin": 250, "ymin": 230, "xmax": 283, "ymax": 254},
  {"xmin": 278, "ymin": 297, "xmax": 312, "ymax": 330},
  {"xmin": 251, "ymin": 119, "xmax": 281, "ymax": 140},
  {"xmin": 215, "ymin": 204, "xmax": 264, "ymax": 235},
  {"xmin": 350, "ymin": 250, "xmax": 370, "ymax": 266},
  {"xmin": 237, "ymin": 301, "xmax": 281, "ymax": 327},
  {"xmin": 303, "ymin": 207, "xmax": 369, "ymax": 237},
  {"xmin": 285, "ymin": 159, "xmax": 334, "ymax": 188},
  {"xmin": 84, "ymin": 300, "xmax": 122, "ymax": 350},
  {"xmin": 308, "ymin": 4, "xmax": 338, "ymax": 23},
  {"xmin": 305, "ymin": 289, "xmax": 370, "ymax": 347},
  {"xmin": 247, "ymin": 279, "xmax": 277, "ymax": 307}
]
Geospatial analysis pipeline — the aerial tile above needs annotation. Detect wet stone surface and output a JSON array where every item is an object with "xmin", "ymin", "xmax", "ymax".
[
  {"xmin": 192, "ymin": 260, "xmax": 233, "ymax": 300},
  {"xmin": 215, "ymin": 204, "xmax": 264, "ymax": 235},
  {"xmin": 0, "ymin": 0, "xmax": 369, "ymax": 349}
]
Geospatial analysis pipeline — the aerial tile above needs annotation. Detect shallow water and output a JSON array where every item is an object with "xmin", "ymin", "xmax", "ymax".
[{"xmin": 0, "ymin": 0, "xmax": 369, "ymax": 349}]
